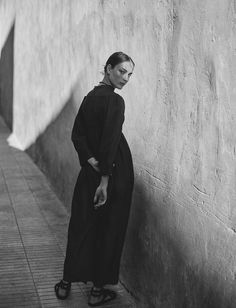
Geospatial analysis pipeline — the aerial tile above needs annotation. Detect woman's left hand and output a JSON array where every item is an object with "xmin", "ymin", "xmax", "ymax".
[{"xmin": 88, "ymin": 157, "xmax": 100, "ymax": 173}]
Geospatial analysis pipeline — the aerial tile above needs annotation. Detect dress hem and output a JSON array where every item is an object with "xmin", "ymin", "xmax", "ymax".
[{"xmin": 63, "ymin": 278, "xmax": 119, "ymax": 285}]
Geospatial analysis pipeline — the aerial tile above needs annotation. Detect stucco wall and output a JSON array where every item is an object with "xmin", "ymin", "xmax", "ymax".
[{"xmin": 1, "ymin": 0, "xmax": 236, "ymax": 307}]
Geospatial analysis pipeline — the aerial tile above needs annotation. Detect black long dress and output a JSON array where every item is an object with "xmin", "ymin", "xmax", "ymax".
[{"xmin": 63, "ymin": 84, "xmax": 134, "ymax": 286}]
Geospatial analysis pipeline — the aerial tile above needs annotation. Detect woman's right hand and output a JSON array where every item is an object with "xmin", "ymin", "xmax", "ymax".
[
  {"xmin": 93, "ymin": 183, "xmax": 107, "ymax": 209},
  {"xmin": 93, "ymin": 175, "xmax": 109, "ymax": 209},
  {"xmin": 87, "ymin": 157, "xmax": 100, "ymax": 173}
]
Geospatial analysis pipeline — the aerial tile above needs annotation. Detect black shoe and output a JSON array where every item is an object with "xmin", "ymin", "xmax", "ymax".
[
  {"xmin": 54, "ymin": 280, "xmax": 71, "ymax": 300},
  {"xmin": 88, "ymin": 287, "xmax": 116, "ymax": 306}
]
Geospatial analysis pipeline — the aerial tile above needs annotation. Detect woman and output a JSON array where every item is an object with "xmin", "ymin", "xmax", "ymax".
[{"xmin": 54, "ymin": 52, "xmax": 135, "ymax": 307}]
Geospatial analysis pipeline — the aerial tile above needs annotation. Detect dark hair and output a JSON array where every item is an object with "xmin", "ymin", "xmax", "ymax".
[{"xmin": 104, "ymin": 51, "xmax": 135, "ymax": 73}]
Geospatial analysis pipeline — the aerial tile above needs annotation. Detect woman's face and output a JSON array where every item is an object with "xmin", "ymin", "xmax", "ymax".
[{"xmin": 107, "ymin": 61, "xmax": 134, "ymax": 89}]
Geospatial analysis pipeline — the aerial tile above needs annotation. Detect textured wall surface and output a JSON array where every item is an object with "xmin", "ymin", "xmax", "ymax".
[{"xmin": 1, "ymin": 0, "xmax": 236, "ymax": 307}]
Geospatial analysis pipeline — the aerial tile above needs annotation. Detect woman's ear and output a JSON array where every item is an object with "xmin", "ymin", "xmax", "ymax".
[{"xmin": 106, "ymin": 64, "xmax": 112, "ymax": 75}]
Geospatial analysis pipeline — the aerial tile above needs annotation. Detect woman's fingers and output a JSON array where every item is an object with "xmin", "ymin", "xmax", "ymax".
[
  {"xmin": 93, "ymin": 166, "xmax": 100, "ymax": 172},
  {"xmin": 90, "ymin": 161, "xmax": 100, "ymax": 173},
  {"xmin": 94, "ymin": 196, "xmax": 106, "ymax": 208},
  {"xmin": 87, "ymin": 158, "xmax": 100, "ymax": 173},
  {"xmin": 97, "ymin": 198, "xmax": 106, "ymax": 205},
  {"xmin": 93, "ymin": 193, "xmax": 98, "ymax": 204}
]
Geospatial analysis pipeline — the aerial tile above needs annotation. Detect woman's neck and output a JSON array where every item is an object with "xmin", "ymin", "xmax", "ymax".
[{"xmin": 99, "ymin": 76, "xmax": 113, "ymax": 87}]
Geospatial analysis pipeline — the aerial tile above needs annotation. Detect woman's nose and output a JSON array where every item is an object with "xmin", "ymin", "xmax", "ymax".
[{"xmin": 123, "ymin": 74, "xmax": 129, "ymax": 82}]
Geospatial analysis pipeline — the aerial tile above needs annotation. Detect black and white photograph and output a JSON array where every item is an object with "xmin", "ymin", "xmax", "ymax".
[{"xmin": 0, "ymin": 1, "xmax": 236, "ymax": 307}]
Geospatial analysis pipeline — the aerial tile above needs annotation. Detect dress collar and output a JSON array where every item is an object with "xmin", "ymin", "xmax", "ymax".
[{"xmin": 94, "ymin": 83, "xmax": 115, "ymax": 91}]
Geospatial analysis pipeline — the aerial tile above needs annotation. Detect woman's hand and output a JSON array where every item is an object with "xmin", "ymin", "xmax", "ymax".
[
  {"xmin": 87, "ymin": 157, "xmax": 100, "ymax": 173},
  {"xmin": 93, "ymin": 175, "xmax": 109, "ymax": 209}
]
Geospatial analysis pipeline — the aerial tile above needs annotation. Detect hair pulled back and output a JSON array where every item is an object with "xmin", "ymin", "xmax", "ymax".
[{"xmin": 104, "ymin": 51, "xmax": 135, "ymax": 73}]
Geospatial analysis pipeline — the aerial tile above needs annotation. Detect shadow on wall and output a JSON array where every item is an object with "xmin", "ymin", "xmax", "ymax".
[
  {"xmin": 26, "ymin": 91, "xmax": 81, "ymax": 209},
  {"xmin": 0, "ymin": 21, "xmax": 14, "ymax": 130},
  {"xmin": 121, "ymin": 180, "xmax": 234, "ymax": 308}
]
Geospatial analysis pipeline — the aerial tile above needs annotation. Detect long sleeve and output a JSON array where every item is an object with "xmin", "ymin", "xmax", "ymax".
[
  {"xmin": 99, "ymin": 95, "xmax": 125, "ymax": 176},
  {"xmin": 71, "ymin": 98, "xmax": 93, "ymax": 166}
]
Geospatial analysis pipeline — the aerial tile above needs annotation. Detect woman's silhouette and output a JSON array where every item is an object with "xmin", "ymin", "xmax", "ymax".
[{"xmin": 55, "ymin": 51, "xmax": 135, "ymax": 306}]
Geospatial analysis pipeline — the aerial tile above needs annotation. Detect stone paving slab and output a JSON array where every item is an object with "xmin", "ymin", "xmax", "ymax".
[{"xmin": 0, "ymin": 117, "xmax": 136, "ymax": 308}]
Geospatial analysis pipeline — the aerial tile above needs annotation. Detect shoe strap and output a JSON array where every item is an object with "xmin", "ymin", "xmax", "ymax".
[
  {"xmin": 59, "ymin": 280, "xmax": 71, "ymax": 289},
  {"xmin": 91, "ymin": 287, "xmax": 103, "ymax": 297}
]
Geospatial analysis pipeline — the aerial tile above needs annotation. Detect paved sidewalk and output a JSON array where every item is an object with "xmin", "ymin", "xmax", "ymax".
[{"xmin": 0, "ymin": 117, "xmax": 136, "ymax": 308}]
